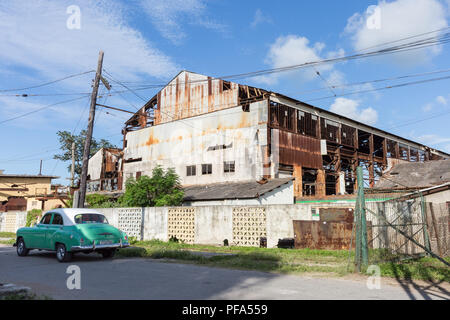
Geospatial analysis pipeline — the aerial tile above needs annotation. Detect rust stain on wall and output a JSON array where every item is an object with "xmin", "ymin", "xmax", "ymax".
[{"xmin": 146, "ymin": 134, "xmax": 160, "ymax": 146}]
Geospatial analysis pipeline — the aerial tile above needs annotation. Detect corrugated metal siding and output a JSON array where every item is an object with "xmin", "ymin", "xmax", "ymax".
[
  {"xmin": 155, "ymin": 71, "xmax": 239, "ymax": 125},
  {"xmin": 275, "ymin": 129, "xmax": 322, "ymax": 169}
]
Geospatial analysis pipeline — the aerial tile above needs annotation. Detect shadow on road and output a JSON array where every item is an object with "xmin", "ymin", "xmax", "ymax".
[{"xmin": 388, "ymin": 262, "xmax": 450, "ymax": 300}]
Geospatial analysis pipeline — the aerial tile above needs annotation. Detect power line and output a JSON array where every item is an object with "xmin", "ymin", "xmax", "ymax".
[
  {"xmin": 0, "ymin": 95, "xmax": 89, "ymax": 125},
  {"xmin": 103, "ymin": 32, "xmax": 449, "ymax": 97},
  {"xmin": 104, "ymin": 28, "xmax": 450, "ymax": 90},
  {"xmin": 297, "ymin": 67, "xmax": 450, "ymax": 95},
  {"xmin": 304, "ymin": 74, "xmax": 450, "ymax": 102},
  {"xmin": 0, "ymin": 70, "xmax": 94, "ymax": 93}
]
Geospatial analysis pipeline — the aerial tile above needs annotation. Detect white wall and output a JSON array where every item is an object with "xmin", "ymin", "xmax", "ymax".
[
  {"xmin": 424, "ymin": 190, "xmax": 450, "ymax": 204},
  {"xmin": 91, "ymin": 202, "xmax": 357, "ymax": 248},
  {"xmin": 123, "ymin": 100, "xmax": 269, "ymax": 188},
  {"xmin": 185, "ymin": 180, "xmax": 294, "ymax": 206}
]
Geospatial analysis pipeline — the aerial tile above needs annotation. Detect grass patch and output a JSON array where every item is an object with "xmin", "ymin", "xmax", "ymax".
[
  {"xmin": 116, "ymin": 240, "xmax": 449, "ymax": 282},
  {"xmin": 0, "ymin": 239, "xmax": 15, "ymax": 245},
  {"xmin": 0, "ymin": 232, "xmax": 15, "ymax": 238},
  {"xmin": 117, "ymin": 240, "xmax": 350, "ymax": 276},
  {"xmin": 379, "ymin": 257, "xmax": 450, "ymax": 282}
]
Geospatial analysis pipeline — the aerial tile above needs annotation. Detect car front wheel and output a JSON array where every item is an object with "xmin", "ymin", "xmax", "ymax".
[
  {"xmin": 56, "ymin": 243, "xmax": 72, "ymax": 263},
  {"xmin": 16, "ymin": 238, "xmax": 29, "ymax": 257}
]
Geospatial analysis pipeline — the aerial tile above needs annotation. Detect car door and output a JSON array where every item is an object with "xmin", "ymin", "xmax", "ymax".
[
  {"xmin": 45, "ymin": 213, "xmax": 64, "ymax": 249},
  {"xmin": 32, "ymin": 213, "xmax": 53, "ymax": 248}
]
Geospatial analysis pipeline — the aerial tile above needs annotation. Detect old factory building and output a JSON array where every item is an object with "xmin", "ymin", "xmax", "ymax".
[{"xmin": 115, "ymin": 71, "xmax": 448, "ymax": 202}]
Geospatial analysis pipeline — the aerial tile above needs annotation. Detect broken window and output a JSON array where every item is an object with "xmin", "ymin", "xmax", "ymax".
[
  {"xmin": 409, "ymin": 148, "xmax": 418, "ymax": 162},
  {"xmin": 222, "ymin": 80, "xmax": 231, "ymax": 91},
  {"xmin": 386, "ymin": 139, "xmax": 397, "ymax": 158},
  {"xmin": 202, "ymin": 164, "xmax": 212, "ymax": 175},
  {"xmin": 399, "ymin": 144, "xmax": 409, "ymax": 161},
  {"xmin": 223, "ymin": 161, "xmax": 235, "ymax": 173},
  {"xmin": 297, "ymin": 110, "xmax": 318, "ymax": 138},
  {"xmin": 280, "ymin": 104, "xmax": 294, "ymax": 131},
  {"xmin": 321, "ymin": 119, "xmax": 339, "ymax": 143},
  {"xmin": 325, "ymin": 174, "xmax": 337, "ymax": 196},
  {"xmin": 302, "ymin": 168, "xmax": 317, "ymax": 196},
  {"xmin": 186, "ymin": 165, "xmax": 196, "ymax": 176},
  {"xmin": 373, "ymin": 135, "xmax": 384, "ymax": 158},
  {"xmin": 418, "ymin": 150, "xmax": 425, "ymax": 162},
  {"xmin": 357, "ymin": 130, "xmax": 370, "ymax": 154},
  {"xmin": 269, "ymin": 102, "xmax": 295, "ymax": 131},
  {"xmin": 341, "ymin": 124, "xmax": 355, "ymax": 147},
  {"xmin": 269, "ymin": 101, "xmax": 279, "ymax": 127}
]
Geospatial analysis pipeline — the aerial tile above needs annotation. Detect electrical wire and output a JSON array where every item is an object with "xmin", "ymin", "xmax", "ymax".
[
  {"xmin": 0, "ymin": 95, "xmax": 90, "ymax": 125},
  {"xmin": 0, "ymin": 70, "xmax": 94, "ymax": 93}
]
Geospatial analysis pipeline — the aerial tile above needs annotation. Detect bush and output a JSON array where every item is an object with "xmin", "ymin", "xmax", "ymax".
[
  {"xmin": 26, "ymin": 209, "xmax": 42, "ymax": 227},
  {"xmin": 86, "ymin": 194, "xmax": 117, "ymax": 208},
  {"xmin": 118, "ymin": 166, "xmax": 184, "ymax": 207}
]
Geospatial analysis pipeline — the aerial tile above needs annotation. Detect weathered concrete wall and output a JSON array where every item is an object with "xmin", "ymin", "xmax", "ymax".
[
  {"xmin": 123, "ymin": 100, "xmax": 268, "ymax": 188},
  {"xmin": 193, "ymin": 206, "xmax": 233, "ymax": 245},
  {"xmin": 144, "ymin": 207, "xmax": 168, "ymax": 241},
  {"xmin": 92, "ymin": 203, "xmax": 356, "ymax": 248}
]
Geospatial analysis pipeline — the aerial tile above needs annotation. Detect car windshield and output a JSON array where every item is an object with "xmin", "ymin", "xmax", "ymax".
[{"xmin": 74, "ymin": 214, "xmax": 109, "ymax": 224}]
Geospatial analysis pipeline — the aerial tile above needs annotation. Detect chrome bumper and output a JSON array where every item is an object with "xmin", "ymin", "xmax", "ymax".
[{"xmin": 71, "ymin": 241, "xmax": 129, "ymax": 252}]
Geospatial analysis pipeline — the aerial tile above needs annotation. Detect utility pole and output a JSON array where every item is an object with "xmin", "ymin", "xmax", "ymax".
[
  {"xmin": 77, "ymin": 50, "xmax": 104, "ymax": 208},
  {"xmin": 71, "ymin": 141, "xmax": 75, "ymax": 187}
]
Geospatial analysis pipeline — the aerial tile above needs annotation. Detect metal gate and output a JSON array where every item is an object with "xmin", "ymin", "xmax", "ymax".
[{"xmin": 351, "ymin": 166, "xmax": 449, "ymax": 271}]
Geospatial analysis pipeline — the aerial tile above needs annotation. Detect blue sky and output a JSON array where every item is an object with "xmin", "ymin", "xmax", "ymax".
[{"xmin": 0, "ymin": 0, "xmax": 449, "ymax": 185}]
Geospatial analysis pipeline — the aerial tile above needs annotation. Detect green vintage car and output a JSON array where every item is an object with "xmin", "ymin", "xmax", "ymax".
[{"xmin": 15, "ymin": 208, "xmax": 129, "ymax": 262}]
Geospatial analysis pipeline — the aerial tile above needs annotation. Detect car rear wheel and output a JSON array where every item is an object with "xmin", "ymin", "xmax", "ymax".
[
  {"xmin": 101, "ymin": 249, "xmax": 116, "ymax": 259},
  {"xmin": 56, "ymin": 243, "xmax": 72, "ymax": 263},
  {"xmin": 16, "ymin": 238, "xmax": 29, "ymax": 257}
]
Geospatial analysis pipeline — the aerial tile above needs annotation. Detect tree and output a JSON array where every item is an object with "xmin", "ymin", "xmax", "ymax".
[
  {"xmin": 53, "ymin": 130, "xmax": 117, "ymax": 184},
  {"xmin": 118, "ymin": 166, "xmax": 184, "ymax": 207}
]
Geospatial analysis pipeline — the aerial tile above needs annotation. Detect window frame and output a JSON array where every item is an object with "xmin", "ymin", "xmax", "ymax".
[
  {"xmin": 201, "ymin": 163, "xmax": 212, "ymax": 175},
  {"xmin": 40, "ymin": 213, "xmax": 52, "ymax": 225},
  {"xmin": 51, "ymin": 213, "xmax": 64, "ymax": 225},
  {"xmin": 186, "ymin": 165, "xmax": 196, "ymax": 177},
  {"xmin": 223, "ymin": 161, "xmax": 235, "ymax": 173}
]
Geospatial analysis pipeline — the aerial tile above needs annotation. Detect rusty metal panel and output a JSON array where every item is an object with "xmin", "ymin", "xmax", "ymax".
[
  {"xmin": 293, "ymin": 220, "xmax": 372, "ymax": 250},
  {"xmin": 319, "ymin": 208, "xmax": 354, "ymax": 223},
  {"xmin": 157, "ymin": 71, "xmax": 240, "ymax": 124},
  {"xmin": 276, "ymin": 129, "xmax": 322, "ymax": 169}
]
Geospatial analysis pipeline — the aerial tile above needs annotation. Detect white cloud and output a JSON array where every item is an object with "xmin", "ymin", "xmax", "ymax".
[
  {"xmin": 344, "ymin": 0, "xmax": 448, "ymax": 66},
  {"xmin": 255, "ymin": 35, "xmax": 332, "ymax": 85},
  {"xmin": 0, "ymin": 1, "xmax": 178, "ymax": 83},
  {"xmin": 436, "ymin": 95, "xmax": 448, "ymax": 105},
  {"xmin": 330, "ymin": 97, "xmax": 378, "ymax": 125},
  {"xmin": 415, "ymin": 134, "xmax": 450, "ymax": 146},
  {"xmin": 140, "ymin": 0, "xmax": 227, "ymax": 44},
  {"xmin": 422, "ymin": 103, "xmax": 433, "ymax": 112},
  {"xmin": 251, "ymin": 9, "xmax": 272, "ymax": 28}
]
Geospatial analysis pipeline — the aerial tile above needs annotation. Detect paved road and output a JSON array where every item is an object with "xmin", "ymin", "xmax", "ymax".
[{"xmin": 0, "ymin": 246, "xmax": 448, "ymax": 300}]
